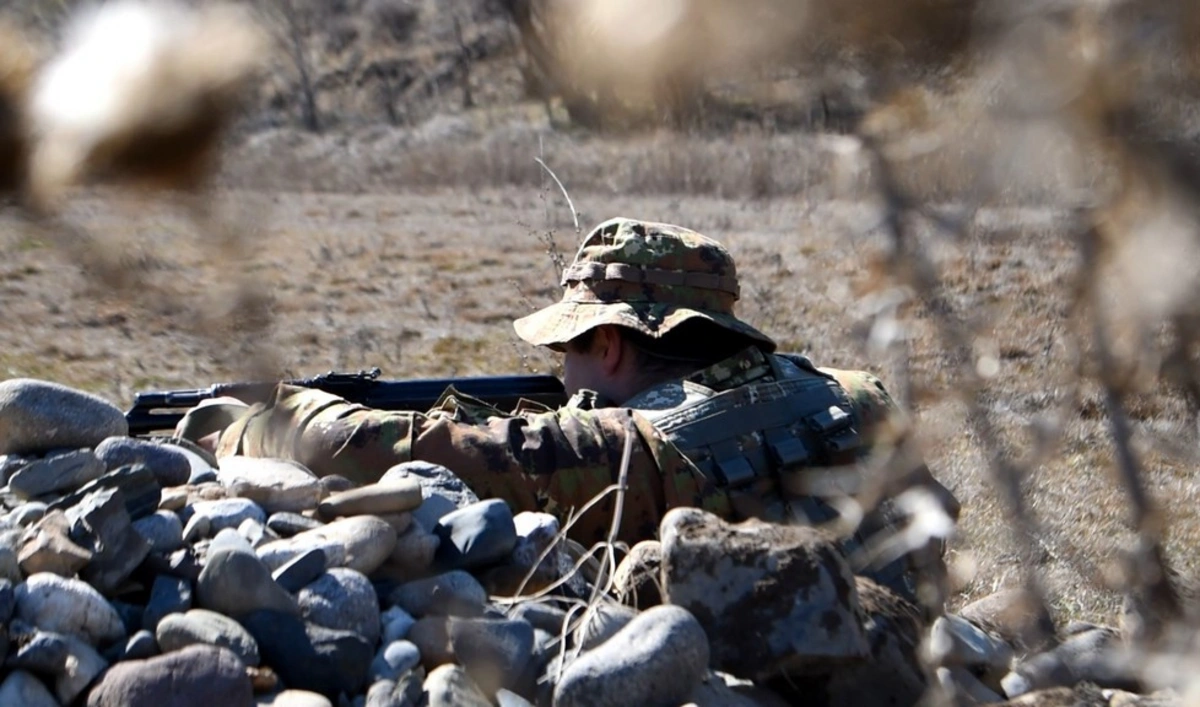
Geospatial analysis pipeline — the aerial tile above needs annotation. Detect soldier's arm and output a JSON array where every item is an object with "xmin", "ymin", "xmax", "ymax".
[
  {"xmin": 823, "ymin": 368, "xmax": 961, "ymax": 520},
  {"xmin": 215, "ymin": 384, "xmax": 729, "ymax": 543}
]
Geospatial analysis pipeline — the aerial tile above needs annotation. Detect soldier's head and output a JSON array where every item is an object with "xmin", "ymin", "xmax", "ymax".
[{"xmin": 514, "ymin": 217, "xmax": 775, "ymax": 402}]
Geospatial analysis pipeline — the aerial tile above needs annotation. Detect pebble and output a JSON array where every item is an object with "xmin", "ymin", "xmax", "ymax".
[
  {"xmin": 133, "ymin": 509, "xmax": 185, "ymax": 552},
  {"xmin": 8, "ymin": 630, "xmax": 69, "ymax": 673},
  {"xmin": 158, "ymin": 486, "xmax": 189, "ymax": 511},
  {"xmin": 424, "ymin": 664, "xmax": 492, "ymax": 707},
  {"xmin": 273, "ymin": 547, "xmax": 328, "ymax": 593},
  {"xmin": 185, "ymin": 498, "xmax": 267, "ymax": 534},
  {"xmin": 15, "ymin": 572, "xmax": 127, "ymax": 646},
  {"xmin": 0, "ymin": 378, "xmax": 127, "ymax": 455},
  {"xmin": 57, "ymin": 633, "xmax": 108, "ymax": 704},
  {"xmin": 8, "ymin": 449, "xmax": 105, "ymax": 499},
  {"xmin": 217, "ymin": 456, "xmax": 322, "ymax": 514},
  {"xmin": 433, "ymin": 499, "xmax": 517, "ymax": 572},
  {"xmin": 391, "ymin": 570, "xmax": 488, "ymax": 618},
  {"xmin": 85, "ymin": 644, "xmax": 254, "ymax": 707},
  {"xmin": 298, "ymin": 568, "xmax": 381, "ymax": 645},
  {"xmin": 554, "ymin": 605, "xmax": 710, "ymax": 707},
  {"xmin": 318, "ymin": 479, "xmax": 424, "ymax": 519},
  {"xmin": 0, "ymin": 669, "xmax": 59, "ymax": 706},
  {"xmin": 370, "ymin": 639, "xmax": 422, "ymax": 681},
  {"xmin": 381, "ymin": 461, "xmax": 478, "ymax": 531},
  {"xmin": 94, "ymin": 436, "xmax": 192, "ymax": 486},
  {"xmin": 257, "ymin": 515, "xmax": 397, "ymax": 575},
  {"xmin": 17, "ymin": 509, "xmax": 92, "ymax": 576},
  {"xmin": 156, "ymin": 608, "xmax": 262, "ymax": 666},
  {"xmin": 268, "ymin": 511, "xmax": 325, "ymax": 536},
  {"xmin": 660, "ymin": 507, "xmax": 867, "ymax": 680},
  {"xmin": 196, "ymin": 549, "xmax": 299, "ymax": 618}
]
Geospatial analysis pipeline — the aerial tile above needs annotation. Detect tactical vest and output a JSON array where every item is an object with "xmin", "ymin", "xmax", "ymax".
[{"xmin": 622, "ymin": 351, "xmax": 914, "ymax": 598}]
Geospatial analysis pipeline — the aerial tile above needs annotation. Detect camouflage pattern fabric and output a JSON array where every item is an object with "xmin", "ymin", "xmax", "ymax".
[{"xmin": 513, "ymin": 217, "xmax": 776, "ymax": 351}]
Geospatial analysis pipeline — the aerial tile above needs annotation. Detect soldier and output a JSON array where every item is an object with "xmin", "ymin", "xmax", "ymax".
[{"xmin": 206, "ymin": 217, "xmax": 958, "ymax": 598}]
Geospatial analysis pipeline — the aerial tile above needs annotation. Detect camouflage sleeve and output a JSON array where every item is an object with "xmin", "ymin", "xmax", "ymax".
[
  {"xmin": 216, "ymin": 384, "xmax": 731, "ymax": 544},
  {"xmin": 822, "ymin": 369, "xmax": 961, "ymax": 521}
]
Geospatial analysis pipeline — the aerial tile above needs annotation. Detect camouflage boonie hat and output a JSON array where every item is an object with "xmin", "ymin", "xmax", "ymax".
[{"xmin": 514, "ymin": 217, "xmax": 776, "ymax": 352}]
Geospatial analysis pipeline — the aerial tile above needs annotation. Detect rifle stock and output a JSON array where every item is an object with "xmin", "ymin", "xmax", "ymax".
[{"xmin": 125, "ymin": 368, "xmax": 568, "ymax": 436}]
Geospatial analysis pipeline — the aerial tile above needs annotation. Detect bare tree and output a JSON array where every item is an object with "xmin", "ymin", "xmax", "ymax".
[{"xmin": 261, "ymin": 0, "xmax": 323, "ymax": 132}]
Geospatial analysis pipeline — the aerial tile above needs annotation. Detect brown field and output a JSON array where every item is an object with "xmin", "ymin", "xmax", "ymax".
[{"xmin": 1, "ymin": 160, "xmax": 1194, "ymax": 628}]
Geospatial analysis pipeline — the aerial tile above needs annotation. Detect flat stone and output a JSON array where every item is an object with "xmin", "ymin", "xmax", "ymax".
[
  {"xmin": 554, "ymin": 605, "xmax": 710, "ymax": 707},
  {"xmin": 158, "ymin": 486, "xmax": 189, "ymax": 512},
  {"xmin": 57, "ymin": 633, "xmax": 108, "ymax": 704},
  {"xmin": 142, "ymin": 575, "xmax": 194, "ymax": 632},
  {"xmin": 257, "ymin": 515, "xmax": 397, "ymax": 575},
  {"xmin": 85, "ymin": 644, "xmax": 253, "ymax": 707},
  {"xmin": 18, "ymin": 509, "xmax": 92, "ymax": 577},
  {"xmin": 156, "ymin": 608, "xmax": 261, "ymax": 667},
  {"xmin": 370, "ymin": 639, "xmax": 421, "ymax": 681},
  {"xmin": 196, "ymin": 549, "xmax": 298, "ymax": 618},
  {"xmin": 65, "ymin": 486, "xmax": 152, "ymax": 595},
  {"xmin": 318, "ymin": 480, "xmax": 423, "ymax": 520},
  {"xmin": 0, "ymin": 669, "xmax": 59, "ymax": 707},
  {"xmin": 8, "ymin": 501, "xmax": 48, "ymax": 527},
  {"xmin": 185, "ymin": 498, "xmax": 267, "ymax": 534},
  {"xmin": 217, "ymin": 456, "xmax": 321, "ymax": 514},
  {"xmin": 49, "ymin": 464, "xmax": 162, "ymax": 521},
  {"xmin": 133, "ymin": 509, "xmax": 184, "ymax": 553},
  {"xmin": 9, "ymin": 449, "xmax": 105, "ymax": 499},
  {"xmin": 267, "ymin": 512, "xmax": 324, "ymax": 536},
  {"xmin": 273, "ymin": 548, "xmax": 328, "ymax": 593},
  {"xmin": 424, "ymin": 664, "xmax": 492, "ymax": 707},
  {"xmin": 241, "ymin": 610, "xmax": 372, "ymax": 698},
  {"xmin": 94, "ymin": 437, "xmax": 191, "ymax": 486},
  {"xmin": 381, "ymin": 461, "xmax": 478, "ymax": 531},
  {"xmin": 15, "ymin": 572, "xmax": 126, "ymax": 646},
  {"xmin": 298, "ymin": 568, "xmax": 380, "ymax": 645},
  {"xmin": 0, "ymin": 379, "xmax": 127, "ymax": 455},
  {"xmin": 0, "ymin": 454, "xmax": 29, "ymax": 486},
  {"xmin": 387, "ymin": 522, "xmax": 439, "ymax": 576},
  {"xmin": 660, "ymin": 507, "xmax": 868, "ymax": 680},
  {"xmin": 390, "ymin": 570, "xmax": 487, "ymax": 618},
  {"xmin": 432, "ymin": 499, "xmax": 517, "ymax": 572},
  {"xmin": 8, "ymin": 630, "xmax": 69, "ymax": 673}
]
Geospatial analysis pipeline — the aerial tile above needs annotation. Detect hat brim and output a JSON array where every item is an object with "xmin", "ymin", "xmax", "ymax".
[{"xmin": 513, "ymin": 301, "xmax": 776, "ymax": 353}]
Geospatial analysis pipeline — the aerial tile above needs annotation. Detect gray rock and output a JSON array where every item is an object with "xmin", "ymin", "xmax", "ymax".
[
  {"xmin": 423, "ymin": 664, "xmax": 490, "ymax": 707},
  {"xmin": 317, "ymin": 475, "xmax": 356, "ymax": 496},
  {"xmin": 0, "ymin": 379, "xmax": 127, "ymax": 455},
  {"xmin": 381, "ymin": 461, "xmax": 478, "ymax": 531},
  {"xmin": 217, "ymin": 457, "xmax": 321, "ymax": 514},
  {"xmin": 57, "ymin": 633, "xmax": 107, "ymax": 704},
  {"xmin": 182, "ymin": 514, "xmax": 212, "ymax": 543},
  {"xmin": 237, "ymin": 518, "xmax": 267, "ymax": 547},
  {"xmin": 267, "ymin": 512, "xmax": 324, "ymax": 536},
  {"xmin": 9, "ymin": 501, "xmax": 48, "ymax": 527},
  {"xmin": 156, "ymin": 608, "xmax": 261, "ymax": 666},
  {"xmin": 65, "ymin": 486, "xmax": 152, "ymax": 595},
  {"xmin": 390, "ymin": 570, "xmax": 487, "ymax": 618},
  {"xmin": 554, "ymin": 605, "xmax": 710, "ymax": 707},
  {"xmin": 85, "ymin": 644, "xmax": 254, "ymax": 707},
  {"xmin": 298, "ymin": 568, "xmax": 381, "ymax": 645},
  {"xmin": 273, "ymin": 548, "xmax": 328, "ymax": 593},
  {"xmin": 257, "ymin": 516, "xmax": 397, "ymax": 576},
  {"xmin": 0, "ymin": 578, "xmax": 13, "ymax": 624},
  {"xmin": 93, "ymin": 437, "xmax": 191, "ymax": 486},
  {"xmin": 381, "ymin": 606, "xmax": 417, "ymax": 644},
  {"xmin": 208, "ymin": 527, "xmax": 256, "ymax": 557},
  {"xmin": 122, "ymin": 629, "xmax": 159, "ymax": 660},
  {"xmin": 510, "ymin": 602, "xmax": 567, "ymax": 636},
  {"xmin": 8, "ymin": 630, "xmax": 69, "ymax": 673},
  {"xmin": 189, "ymin": 467, "xmax": 218, "ymax": 485},
  {"xmin": 49, "ymin": 464, "xmax": 161, "ymax": 521},
  {"xmin": 613, "ymin": 540, "xmax": 663, "ymax": 610},
  {"xmin": 660, "ymin": 507, "xmax": 868, "ymax": 680},
  {"xmin": 158, "ymin": 486, "xmax": 188, "ymax": 512},
  {"xmin": 241, "ymin": 609, "xmax": 372, "ymax": 698},
  {"xmin": 432, "ymin": 499, "xmax": 517, "ymax": 572},
  {"xmin": 387, "ymin": 522, "xmax": 439, "ymax": 576},
  {"xmin": 575, "ymin": 603, "xmax": 637, "ymax": 651},
  {"xmin": 18, "ymin": 509, "xmax": 92, "ymax": 577},
  {"xmin": 196, "ymin": 549, "xmax": 298, "ymax": 618},
  {"xmin": 510, "ymin": 512, "xmax": 560, "ymax": 578},
  {"xmin": 930, "ymin": 613, "xmax": 1014, "ymax": 682},
  {"xmin": 0, "ymin": 669, "xmax": 59, "ymax": 707},
  {"xmin": 185, "ymin": 499, "xmax": 267, "ymax": 534},
  {"xmin": 366, "ymin": 670, "xmax": 424, "ymax": 707},
  {"xmin": 260, "ymin": 690, "xmax": 335, "ymax": 707},
  {"xmin": 448, "ymin": 616, "xmax": 535, "ymax": 695},
  {"xmin": 0, "ymin": 454, "xmax": 30, "ymax": 486},
  {"xmin": 1002, "ymin": 626, "xmax": 1135, "ymax": 696},
  {"xmin": 371, "ymin": 640, "xmax": 421, "ymax": 681},
  {"xmin": 9, "ymin": 449, "xmax": 105, "ymax": 499},
  {"xmin": 318, "ymin": 480, "xmax": 423, "ymax": 520},
  {"xmin": 15, "ymin": 572, "xmax": 126, "ymax": 646},
  {"xmin": 132, "ymin": 510, "xmax": 184, "ymax": 552}
]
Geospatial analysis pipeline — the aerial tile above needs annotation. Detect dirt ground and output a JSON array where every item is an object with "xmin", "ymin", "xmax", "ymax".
[{"xmin": 3, "ymin": 182, "xmax": 1197, "ymax": 628}]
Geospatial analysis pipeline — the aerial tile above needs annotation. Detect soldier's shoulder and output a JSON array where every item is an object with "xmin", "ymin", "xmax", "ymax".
[{"xmin": 819, "ymin": 367, "xmax": 902, "ymax": 427}]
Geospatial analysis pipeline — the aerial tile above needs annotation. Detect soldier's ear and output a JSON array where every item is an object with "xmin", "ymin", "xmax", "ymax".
[{"xmin": 595, "ymin": 325, "xmax": 625, "ymax": 374}]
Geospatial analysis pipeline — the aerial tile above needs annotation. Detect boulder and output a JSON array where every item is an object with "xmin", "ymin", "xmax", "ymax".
[
  {"xmin": 94, "ymin": 437, "xmax": 192, "ymax": 486},
  {"xmin": 85, "ymin": 644, "xmax": 253, "ymax": 707},
  {"xmin": 256, "ymin": 515, "xmax": 397, "ymax": 575},
  {"xmin": 217, "ymin": 456, "xmax": 321, "ymax": 514},
  {"xmin": 0, "ymin": 379, "xmax": 126, "ymax": 455},
  {"xmin": 15, "ymin": 573, "xmax": 126, "ymax": 646}
]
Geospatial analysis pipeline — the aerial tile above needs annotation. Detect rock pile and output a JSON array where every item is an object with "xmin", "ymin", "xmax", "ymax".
[{"xmin": 0, "ymin": 378, "xmax": 1179, "ymax": 706}]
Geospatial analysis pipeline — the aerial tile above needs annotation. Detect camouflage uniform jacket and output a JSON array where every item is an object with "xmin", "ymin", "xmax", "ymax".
[{"xmin": 215, "ymin": 347, "xmax": 955, "ymax": 550}]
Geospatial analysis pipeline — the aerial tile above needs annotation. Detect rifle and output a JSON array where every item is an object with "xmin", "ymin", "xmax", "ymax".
[{"xmin": 125, "ymin": 368, "xmax": 568, "ymax": 437}]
